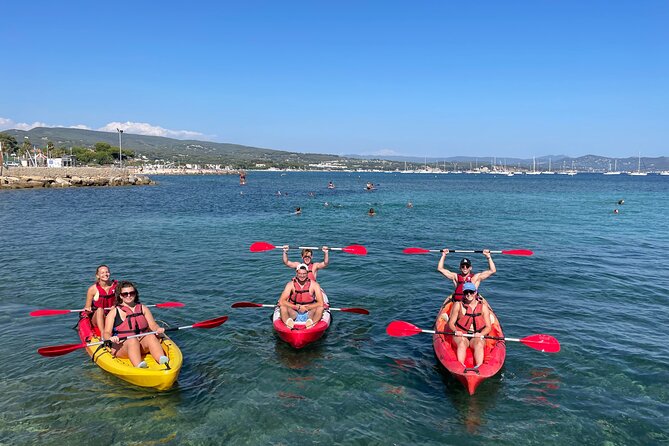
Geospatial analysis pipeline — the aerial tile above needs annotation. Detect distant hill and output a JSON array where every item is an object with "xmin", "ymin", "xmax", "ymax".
[
  {"xmin": 3, "ymin": 127, "xmax": 668, "ymax": 171},
  {"xmin": 3, "ymin": 127, "xmax": 343, "ymax": 166}
]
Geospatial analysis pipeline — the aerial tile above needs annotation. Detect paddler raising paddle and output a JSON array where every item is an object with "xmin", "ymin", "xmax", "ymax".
[
  {"xmin": 283, "ymin": 246, "xmax": 329, "ymax": 281},
  {"xmin": 438, "ymin": 249, "xmax": 496, "ymax": 302},
  {"xmin": 447, "ymin": 282, "xmax": 492, "ymax": 370},
  {"xmin": 278, "ymin": 264, "xmax": 325, "ymax": 329}
]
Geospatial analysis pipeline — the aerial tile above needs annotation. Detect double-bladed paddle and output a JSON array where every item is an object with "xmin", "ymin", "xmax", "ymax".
[
  {"xmin": 231, "ymin": 301, "xmax": 369, "ymax": 315},
  {"xmin": 37, "ymin": 316, "xmax": 228, "ymax": 357},
  {"xmin": 29, "ymin": 301, "xmax": 185, "ymax": 317},
  {"xmin": 385, "ymin": 320, "xmax": 560, "ymax": 353},
  {"xmin": 402, "ymin": 247, "xmax": 534, "ymax": 256},
  {"xmin": 250, "ymin": 242, "xmax": 367, "ymax": 256}
]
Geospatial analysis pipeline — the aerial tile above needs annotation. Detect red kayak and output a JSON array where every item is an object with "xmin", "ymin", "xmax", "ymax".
[
  {"xmin": 432, "ymin": 296, "xmax": 506, "ymax": 395},
  {"xmin": 272, "ymin": 294, "xmax": 332, "ymax": 349}
]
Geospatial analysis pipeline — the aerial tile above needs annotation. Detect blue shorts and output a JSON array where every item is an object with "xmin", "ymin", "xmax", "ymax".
[{"xmin": 295, "ymin": 312, "xmax": 309, "ymax": 323}]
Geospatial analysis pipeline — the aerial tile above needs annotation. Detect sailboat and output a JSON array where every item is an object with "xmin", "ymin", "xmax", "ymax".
[
  {"xmin": 527, "ymin": 156, "xmax": 541, "ymax": 175},
  {"xmin": 541, "ymin": 157, "xmax": 555, "ymax": 174},
  {"xmin": 603, "ymin": 159, "xmax": 621, "ymax": 175},
  {"xmin": 627, "ymin": 153, "xmax": 647, "ymax": 176}
]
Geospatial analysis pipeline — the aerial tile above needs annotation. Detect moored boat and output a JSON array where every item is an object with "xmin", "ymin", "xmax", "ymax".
[
  {"xmin": 432, "ymin": 296, "xmax": 506, "ymax": 395},
  {"xmin": 272, "ymin": 294, "xmax": 332, "ymax": 348},
  {"xmin": 77, "ymin": 315, "xmax": 182, "ymax": 390}
]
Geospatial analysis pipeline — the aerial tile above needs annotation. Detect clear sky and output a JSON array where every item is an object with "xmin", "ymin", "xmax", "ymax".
[{"xmin": 1, "ymin": 1, "xmax": 667, "ymax": 158}]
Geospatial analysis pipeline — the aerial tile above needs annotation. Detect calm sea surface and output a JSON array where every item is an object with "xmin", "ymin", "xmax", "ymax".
[{"xmin": 1, "ymin": 172, "xmax": 668, "ymax": 445}]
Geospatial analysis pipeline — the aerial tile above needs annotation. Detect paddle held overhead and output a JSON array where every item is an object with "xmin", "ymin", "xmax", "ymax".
[
  {"xmin": 402, "ymin": 247, "xmax": 533, "ymax": 256},
  {"xmin": 37, "ymin": 316, "xmax": 228, "ymax": 357},
  {"xmin": 250, "ymin": 241, "xmax": 367, "ymax": 255},
  {"xmin": 385, "ymin": 320, "xmax": 559, "ymax": 353}
]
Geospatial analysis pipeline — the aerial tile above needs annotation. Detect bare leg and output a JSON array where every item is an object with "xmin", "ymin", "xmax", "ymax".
[
  {"xmin": 125, "ymin": 338, "xmax": 142, "ymax": 366},
  {"xmin": 280, "ymin": 305, "xmax": 297, "ymax": 324},
  {"xmin": 140, "ymin": 335, "xmax": 165, "ymax": 363},
  {"xmin": 94, "ymin": 308, "xmax": 106, "ymax": 334},
  {"xmin": 306, "ymin": 306, "xmax": 324, "ymax": 328},
  {"xmin": 453, "ymin": 337, "xmax": 470, "ymax": 366},
  {"xmin": 471, "ymin": 337, "xmax": 485, "ymax": 367}
]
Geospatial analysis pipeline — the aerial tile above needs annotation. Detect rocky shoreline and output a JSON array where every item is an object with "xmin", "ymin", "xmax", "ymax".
[{"xmin": 0, "ymin": 167, "xmax": 154, "ymax": 190}]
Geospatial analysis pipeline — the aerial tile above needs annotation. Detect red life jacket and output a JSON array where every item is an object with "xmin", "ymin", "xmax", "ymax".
[
  {"xmin": 93, "ymin": 280, "xmax": 117, "ymax": 312},
  {"xmin": 306, "ymin": 263, "xmax": 316, "ymax": 281},
  {"xmin": 455, "ymin": 299, "xmax": 487, "ymax": 333},
  {"xmin": 112, "ymin": 304, "xmax": 150, "ymax": 336},
  {"xmin": 289, "ymin": 278, "xmax": 316, "ymax": 305},
  {"xmin": 453, "ymin": 274, "xmax": 474, "ymax": 302}
]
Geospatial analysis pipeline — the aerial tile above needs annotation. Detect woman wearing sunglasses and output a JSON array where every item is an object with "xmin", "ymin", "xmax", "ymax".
[{"xmin": 103, "ymin": 281, "xmax": 167, "ymax": 368}]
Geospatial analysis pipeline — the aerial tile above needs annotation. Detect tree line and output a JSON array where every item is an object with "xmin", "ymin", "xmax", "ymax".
[{"xmin": 0, "ymin": 132, "xmax": 134, "ymax": 165}]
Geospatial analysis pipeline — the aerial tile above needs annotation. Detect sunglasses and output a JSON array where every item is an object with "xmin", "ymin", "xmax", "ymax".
[
  {"xmin": 463, "ymin": 290, "xmax": 476, "ymax": 296},
  {"xmin": 120, "ymin": 291, "xmax": 136, "ymax": 297},
  {"xmin": 460, "ymin": 264, "xmax": 471, "ymax": 268},
  {"xmin": 303, "ymin": 256, "xmax": 312, "ymax": 260}
]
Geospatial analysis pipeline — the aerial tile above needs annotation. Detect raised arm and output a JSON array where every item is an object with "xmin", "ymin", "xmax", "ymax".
[
  {"xmin": 473, "ymin": 250, "xmax": 496, "ymax": 283},
  {"xmin": 282, "ymin": 246, "xmax": 300, "ymax": 269},
  {"xmin": 313, "ymin": 246, "xmax": 330, "ymax": 271},
  {"xmin": 437, "ymin": 250, "xmax": 458, "ymax": 281}
]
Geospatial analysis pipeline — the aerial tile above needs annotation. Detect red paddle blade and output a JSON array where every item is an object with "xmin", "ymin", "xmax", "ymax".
[
  {"xmin": 402, "ymin": 247, "xmax": 431, "ymax": 254},
  {"xmin": 30, "ymin": 309, "xmax": 72, "ymax": 317},
  {"xmin": 339, "ymin": 307, "xmax": 370, "ymax": 315},
  {"xmin": 386, "ymin": 321, "xmax": 423, "ymax": 337},
  {"xmin": 521, "ymin": 334, "xmax": 560, "ymax": 352},
  {"xmin": 231, "ymin": 302, "xmax": 263, "ymax": 308},
  {"xmin": 38, "ymin": 342, "xmax": 88, "ymax": 357},
  {"xmin": 192, "ymin": 316, "xmax": 228, "ymax": 329},
  {"xmin": 155, "ymin": 301, "xmax": 185, "ymax": 308},
  {"xmin": 501, "ymin": 249, "xmax": 534, "ymax": 256},
  {"xmin": 250, "ymin": 242, "xmax": 276, "ymax": 252},
  {"xmin": 343, "ymin": 245, "xmax": 367, "ymax": 255}
]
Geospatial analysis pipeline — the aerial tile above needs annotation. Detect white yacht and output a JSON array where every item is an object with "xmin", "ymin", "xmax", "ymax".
[
  {"xmin": 603, "ymin": 159, "xmax": 621, "ymax": 175},
  {"xmin": 627, "ymin": 153, "xmax": 647, "ymax": 176}
]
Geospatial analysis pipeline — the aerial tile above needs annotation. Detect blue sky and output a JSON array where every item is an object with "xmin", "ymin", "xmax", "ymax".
[{"xmin": 1, "ymin": 1, "xmax": 667, "ymax": 158}]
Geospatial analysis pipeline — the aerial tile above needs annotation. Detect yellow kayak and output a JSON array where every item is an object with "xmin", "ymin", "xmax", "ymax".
[{"xmin": 77, "ymin": 316, "xmax": 182, "ymax": 391}]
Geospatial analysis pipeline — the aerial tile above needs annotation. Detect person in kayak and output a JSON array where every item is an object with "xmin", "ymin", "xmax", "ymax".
[
  {"xmin": 103, "ymin": 281, "xmax": 168, "ymax": 368},
  {"xmin": 278, "ymin": 264, "xmax": 325, "ymax": 329},
  {"xmin": 368, "ymin": 208, "xmax": 376, "ymax": 216},
  {"xmin": 83, "ymin": 265, "xmax": 117, "ymax": 334},
  {"xmin": 447, "ymin": 282, "xmax": 492, "ymax": 370},
  {"xmin": 328, "ymin": 181, "xmax": 335, "ymax": 189},
  {"xmin": 437, "ymin": 249, "xmax": 496, "ymax": 301},
  {"xmin": 282, "ymin": 246, "xmax": 329, "ymax": 281}
]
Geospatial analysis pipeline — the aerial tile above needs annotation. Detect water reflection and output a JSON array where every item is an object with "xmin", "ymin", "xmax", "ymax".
[
  {"xmin": 437, "ymin": 363, "xmax": 501, "ymax": 434},
  {"xmin": 524, "ymin": 367, "xmax": 561, "ymax": 408}
]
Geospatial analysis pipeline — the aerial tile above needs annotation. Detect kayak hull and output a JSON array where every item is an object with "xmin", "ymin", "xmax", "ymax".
[
  {"xmin": 77, "ymin": 315, "xmax": 183, "ymax": 391},
  {"xmin": 432, "ymin": 296, "xmax": 506, "ymax": 395},
  {"xmin": 272, "ymin": 294, "xmax": 331, "ymax": 349}
]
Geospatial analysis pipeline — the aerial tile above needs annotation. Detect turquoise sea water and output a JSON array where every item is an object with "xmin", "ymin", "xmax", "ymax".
[{"xmin": 1, "ymin": 172, "xmax": 668, "ymax": 445}]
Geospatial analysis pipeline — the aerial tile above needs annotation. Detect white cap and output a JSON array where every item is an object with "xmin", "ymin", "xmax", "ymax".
[{"xmin": 296, "ymin": 263, "xmax": 309, "ymax": 271}]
